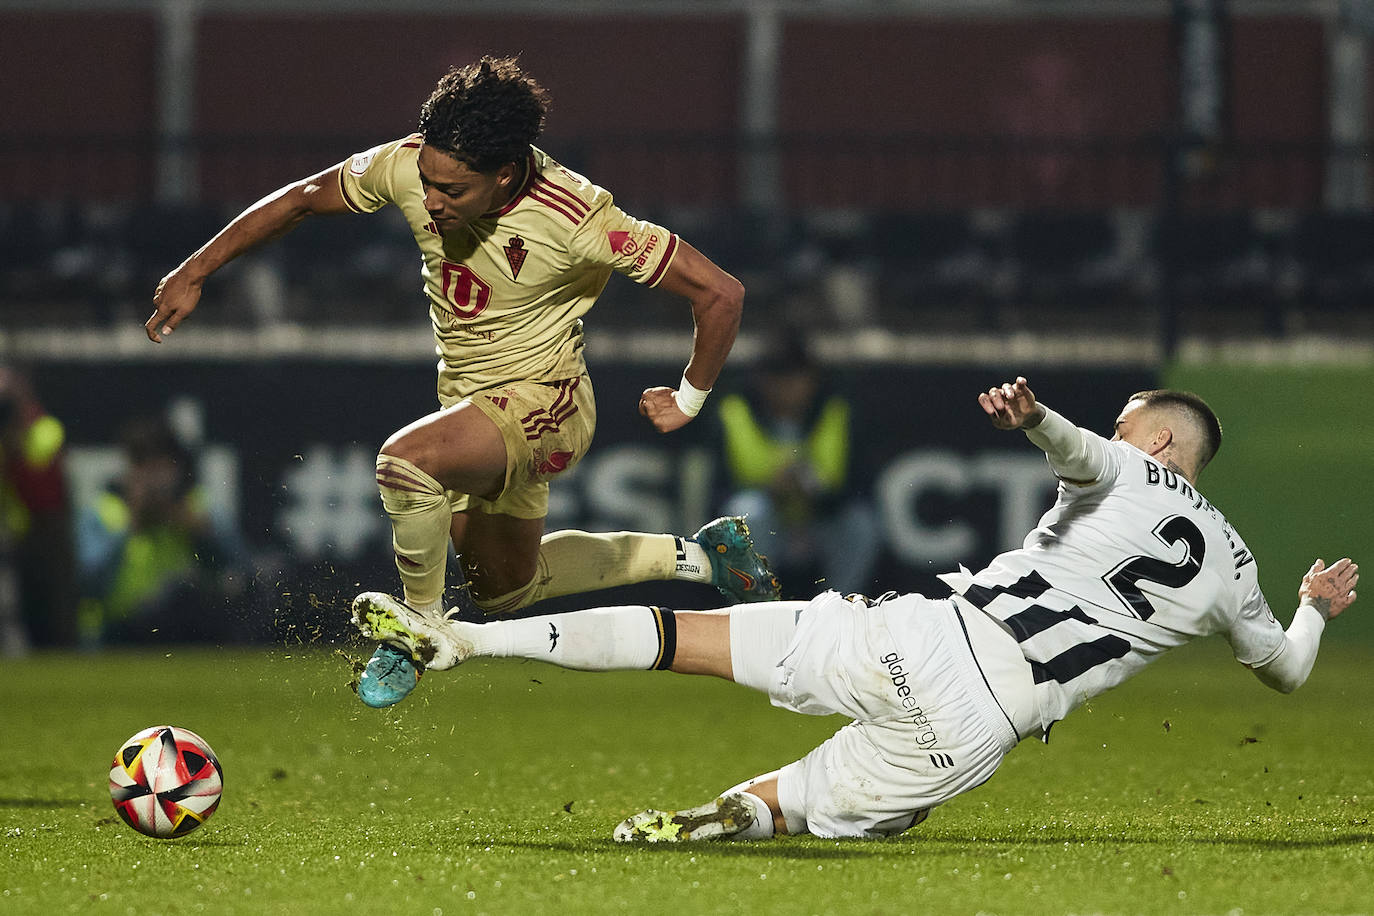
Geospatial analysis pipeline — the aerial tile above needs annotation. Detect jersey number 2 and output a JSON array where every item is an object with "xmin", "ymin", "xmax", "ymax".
[
  {"xmin": 1102, "ymin": 515, "xmax": 1206, "ymax": 620},
  {"xmin": 440, "ymin": 262, "xmax": 492, "ymax": 319}
]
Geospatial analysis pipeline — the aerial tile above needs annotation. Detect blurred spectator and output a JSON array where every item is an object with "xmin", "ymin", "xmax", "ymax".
[
  {"xmin": 76, "ymin": 415, "xmax": 251, "ymax": 646},
  {"xmin": 717, "ymin": 329, "xmax": 880, "ymax": 598},
  {"xmin": 0, "ymin": 367, "xmax": 77, "ymax": 652}
]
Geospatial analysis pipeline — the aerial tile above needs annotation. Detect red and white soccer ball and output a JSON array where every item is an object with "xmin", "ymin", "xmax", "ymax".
[{"xmin": 108, "ymin": 725, "xmax": 223, "ymax": 839}]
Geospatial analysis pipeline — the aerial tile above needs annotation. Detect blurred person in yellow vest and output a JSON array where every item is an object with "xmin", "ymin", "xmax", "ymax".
[
  {"xmin": 717, "ymin": 328, "xmax": 880, "ymax": 597},
  {"xmin": 76, "ymin": 415, "xmax": 250, "ymax": 645},
  {"xmin": 0, "ymin": 366, "xmax": 77, "ymax": 653}
]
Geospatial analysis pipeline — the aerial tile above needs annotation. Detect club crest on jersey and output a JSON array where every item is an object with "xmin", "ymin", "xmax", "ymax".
[
  {"xmin": 607, "ymin": 230, "xmax": 638, "ymax": 256},
  {"xmin": 504, "ymin": 236, "xmax": 527, "ymax": 280}
]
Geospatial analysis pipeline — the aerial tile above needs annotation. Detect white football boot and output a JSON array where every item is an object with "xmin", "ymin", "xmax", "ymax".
[
  {"xmin": 351, "ymin": 591, "xmax": 473, "ymax": 671},
  {"xmin": 613, "ymin": 795, "xmax": 758, "ymax": 843}
]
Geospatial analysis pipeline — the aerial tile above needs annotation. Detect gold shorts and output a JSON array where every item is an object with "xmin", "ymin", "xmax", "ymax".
[{"xmin": 448, "ymin": 374, "xmax": 597, "ymax": 519}]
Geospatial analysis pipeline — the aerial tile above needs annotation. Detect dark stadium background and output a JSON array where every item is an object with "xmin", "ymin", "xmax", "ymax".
[{"xmin": 2, "ymin": 0, "xmax": 1371, "ymax": 644}]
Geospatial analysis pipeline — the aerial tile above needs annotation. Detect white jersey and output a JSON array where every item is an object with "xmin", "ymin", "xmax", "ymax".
[{"xmin": 954, "ymin": 436, "xmax": 1287, "ymax": 734}]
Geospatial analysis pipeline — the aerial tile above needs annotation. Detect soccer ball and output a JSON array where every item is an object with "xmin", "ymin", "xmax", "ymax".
[{"xmin": 108, "ymin": 725, "xmax": 223, "ymax": 838}]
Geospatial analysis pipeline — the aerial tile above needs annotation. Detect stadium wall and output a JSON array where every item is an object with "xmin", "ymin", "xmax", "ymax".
[
  {"xmin": 26, "ymin": 359, "xmax": 1149, "ymax": 639},
  {"xmin": 17, "ymin": 356, "xmax": 1370, "ymax": 645},
  {"xmin": 0, "ymin": 7, "xmax": 1338, "ymax": 207}
]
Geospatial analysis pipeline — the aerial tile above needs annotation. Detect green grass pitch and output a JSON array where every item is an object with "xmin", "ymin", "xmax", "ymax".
[{"xmin": 2, "ymin": 641, "xmax": 1371, "ymax": 915}]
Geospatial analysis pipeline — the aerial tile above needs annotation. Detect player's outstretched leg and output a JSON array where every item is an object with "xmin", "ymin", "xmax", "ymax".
[
  {"xmin": 614, "ymin": 794, "xmax": 762, "ymax": 843},
  {"xmin": 693, "ymin": 516, "xmax": 781, "ymax": 603}
]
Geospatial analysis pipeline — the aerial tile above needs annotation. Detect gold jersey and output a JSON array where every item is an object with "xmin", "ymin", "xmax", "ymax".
[{"xmin": 339, "ymin": 135, "xmax": 680, "ymax": 404}]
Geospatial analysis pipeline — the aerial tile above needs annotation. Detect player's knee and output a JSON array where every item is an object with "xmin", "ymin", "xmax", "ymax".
[
  {"xmin": 375, "ymin": 453, "xmax": 446, "ymax": 515},
  {"xmin": 377, "ymin": 430, "xmax": 431, "ymax": 477}
]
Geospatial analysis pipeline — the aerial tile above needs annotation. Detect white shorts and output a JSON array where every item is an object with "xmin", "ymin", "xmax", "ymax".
[{"xmin": 732, "ymin": 591, "xmax": 1022, "ymax": 839}]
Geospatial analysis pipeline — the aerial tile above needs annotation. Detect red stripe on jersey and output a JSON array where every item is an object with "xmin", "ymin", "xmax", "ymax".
[
  {"xmin": 522, "ymin": 414, "xmax": 553, "ymax": 439},
  {"xmin": 520, "ymin": 378, "xmax": 581, "ymax": 438},
  {"xmin": 532, "ymin": 177, "xmax": 589, "ymax": 217},
  {"xmin": 527, "ymin": 187, "xmax": 584, "ymax": 225},
  {"xmin": 646, "ymin": 234, "xmax": 680, "ymax": 287},
  {"xmin": 525, "ymin": 404, "xmax": 579, "ymax": 440},
  {"xmin": 491, "ymin": 151, "xmax": 537, "ymax": 217},
  {"xmin": 547, "ymin": 377, "xmax": 576, "ymax": 414},
  {"xmin": 549, "ymin": 378, "xmax": 579, "ymax": 422}
]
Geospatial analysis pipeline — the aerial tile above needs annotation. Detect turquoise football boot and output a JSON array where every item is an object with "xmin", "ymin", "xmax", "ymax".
[
  {"xmin": 692, "ymin": 516, "xmax": 781, "ymax": 602},
  {"xmin": 356, "ymin": 643, "xmax": 421, "ymax": 709}
]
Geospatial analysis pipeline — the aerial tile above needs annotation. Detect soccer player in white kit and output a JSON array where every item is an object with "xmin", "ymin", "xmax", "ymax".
[
  {"xmin": 145, "ymin": 58, "xmax": 779, "ymax": 708},
  {"xmin": 355, "ymin": 375, "xmax": 1359, "ymax": 842}
]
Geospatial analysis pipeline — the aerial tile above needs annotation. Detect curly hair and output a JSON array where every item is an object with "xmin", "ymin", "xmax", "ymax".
[{"xmin": 417, "ymin": 56, "xmax": 550, "ymax": 173}]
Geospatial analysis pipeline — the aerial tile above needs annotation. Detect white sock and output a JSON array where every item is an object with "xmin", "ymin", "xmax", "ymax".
[
  {"xmin": 675, "ymin": 536, "xmax": 712, "ymax": 583},
  {"xmin": 732, "ymin": 791, "xmax": 776, "ymax": 840},
  {"xmin": 454, "ymin": 605, "xmax": 677, "ymax": 671}
]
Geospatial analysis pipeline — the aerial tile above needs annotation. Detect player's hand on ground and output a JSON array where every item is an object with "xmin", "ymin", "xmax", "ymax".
[
  {"xmin": 1299, "ymin": 557, "xmax": 1358, "ymax": 620},
  {"xmin": 638, "ymin": 386, "xmax": 692, "ymax": 433},
  {"xmin": 978, "ymin": 376, "xmax": 1044, "ymax": 430},
  {"xmin": 146, "ymin": 265, "xmax": 204, "ymax": 343}
]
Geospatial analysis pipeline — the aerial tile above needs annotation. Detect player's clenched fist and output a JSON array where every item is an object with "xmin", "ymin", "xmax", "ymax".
[{"xmin": 639, "ymin": 386, "xmax": 691, "ymax": 434}]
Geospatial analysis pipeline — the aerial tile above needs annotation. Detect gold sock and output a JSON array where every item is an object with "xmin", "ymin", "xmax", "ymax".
[
  {"xmin": 375, "ymin": 453, "xmax": 450, "ymax": 608},
  {"xmin": 471, "ymin": 530, "xmax": 678, "ymax": 615}
]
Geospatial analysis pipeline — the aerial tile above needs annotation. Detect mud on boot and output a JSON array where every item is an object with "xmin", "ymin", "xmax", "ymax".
[
  {"xmin": 350, "ymin": 591, "xmax": 471, "ymax": 671},
  {"xmin": 613, "ymin": 794, "xmax": 757, "ymax": 843}
]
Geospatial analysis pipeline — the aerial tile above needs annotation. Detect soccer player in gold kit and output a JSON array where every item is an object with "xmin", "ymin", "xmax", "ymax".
[{"xmin": 147, "ymin": 57, "xmax": 778, "ymax": 707}]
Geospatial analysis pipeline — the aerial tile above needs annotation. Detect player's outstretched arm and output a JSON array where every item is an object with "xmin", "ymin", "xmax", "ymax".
[
  {"xmin": 638, "ymin": 240, "xmax": 744, "ymax": 433},
  {"xmin": 146, "ymin": 163, "xmax": 353, "ymax": 343},
  {"xmin": 1251, "ymin": 557, "xmax": 1358, "ymax": 693},
  {"xmin": 979, "ymin": 376, "xmax": 1107, "ymax": 485}
]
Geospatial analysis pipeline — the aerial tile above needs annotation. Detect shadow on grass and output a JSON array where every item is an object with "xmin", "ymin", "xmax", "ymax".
[
  {"xmin": 458, "ymin": 830, "xmax": 1374, "ymax": 857},
  {"xmin": 905, "ymin": 831, "xmax": 1374, "ymax": 851},
  {"xmin": 463, "ymin": 838, "xmax": 886, "ymax": 859},
  {"xmin": 0, "ymin": 797, "xmax": 90, "ymax": 808}
]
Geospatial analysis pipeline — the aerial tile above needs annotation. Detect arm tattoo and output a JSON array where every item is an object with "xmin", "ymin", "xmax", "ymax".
[{"xmin": 1303, "ymin": 595, "xmax": 1334, "ymax": 621}]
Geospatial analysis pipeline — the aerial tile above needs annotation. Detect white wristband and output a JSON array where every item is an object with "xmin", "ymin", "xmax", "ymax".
[{"xmin": 672, "ymin": 374, "xmax": 710, "ymax": 417}]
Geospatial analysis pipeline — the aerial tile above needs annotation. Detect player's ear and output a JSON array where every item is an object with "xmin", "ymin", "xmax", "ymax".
[{"xmin": 1148, "ymin": 426, "xmax": 1173, "ymax": 456}]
